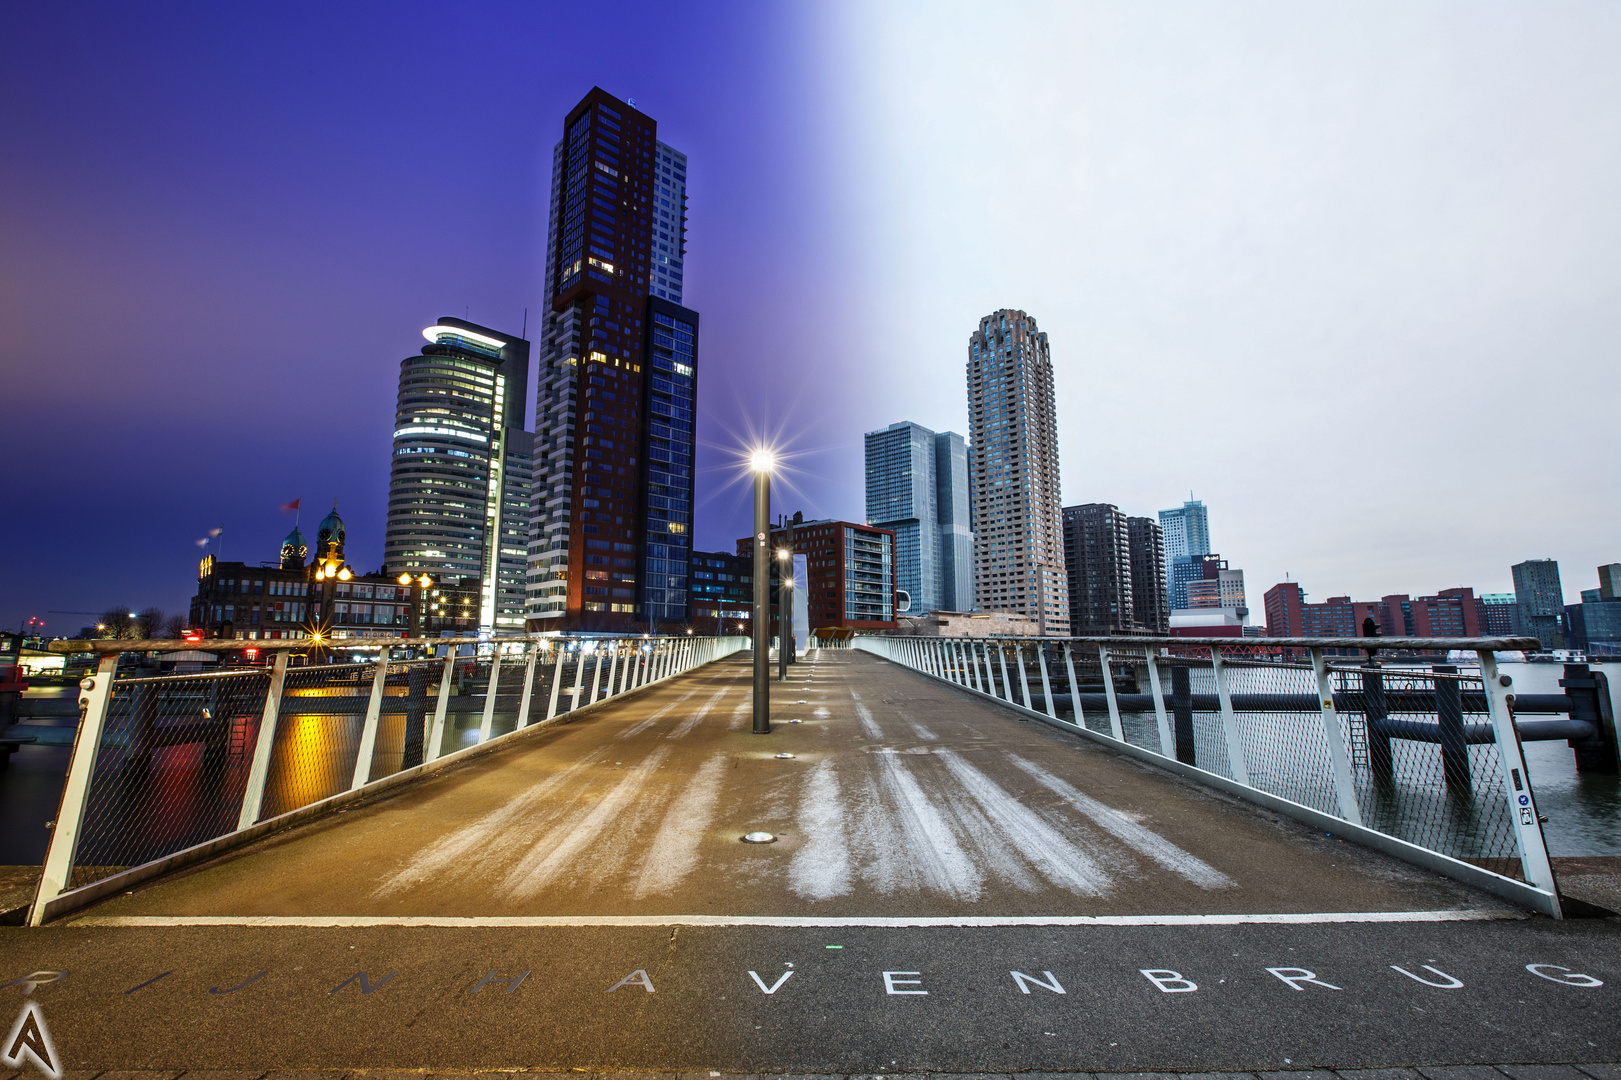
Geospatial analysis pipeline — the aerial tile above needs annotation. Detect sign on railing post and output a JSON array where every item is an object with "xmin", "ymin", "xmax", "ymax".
[
  {"xmin": 1309, "ymin": 647, "xmax": 1364, "ymax": 826},
  {"xmin": 30, "ymin": 652, "xmax": 120, "ymax": 926},
  {"xmin": 1097, "ymin": 644, "xmax": 1125, "ymax": 740},
  {"xmin": 351, "ymin": 650, "xmax": 393, "ymax": 788},
  {"xmin": 1478, "ymin": 649, "xmax": 1562, "ymax": 913},
  {"xmin": 1143, "ymin": 646, "xmax": 1173, "ymax": 758},
  {"xmin": 237, "ymin": 651, "xmax": 289, "ymax": 830},
  {"xmin": 1209, "ymin": 646, "xmax": 1250, "ymax": 786}
]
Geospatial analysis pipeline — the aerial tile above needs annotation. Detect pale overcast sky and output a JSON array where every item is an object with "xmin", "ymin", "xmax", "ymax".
[{"xmin": 804, "ymin": 0, "xmax": 1621, "ymax": 605}]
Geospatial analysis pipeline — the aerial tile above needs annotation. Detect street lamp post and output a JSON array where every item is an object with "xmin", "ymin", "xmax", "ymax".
[
  {"xmin": 751, "ymin": 451, "xmax": 772, "ymax": 735},
  {"xmin": 777, "ymin": 545, "xmax": 792, "ymax": 681}
]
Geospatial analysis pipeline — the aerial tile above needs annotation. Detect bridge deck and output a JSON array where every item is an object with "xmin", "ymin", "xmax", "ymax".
[{"xmin": 87, "ymin": 650, "xmax": 1495, "ymax": 920}]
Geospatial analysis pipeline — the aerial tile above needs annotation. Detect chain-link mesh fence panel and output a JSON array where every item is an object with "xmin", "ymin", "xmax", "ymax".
[
  {"xmin": 257, "ymin": 660, "xmax": 372, "ymax": 819},
  {"xmin": 69, "ymin": 668, "xmax": 270, "ymax": 889},
  {"xmin": 1335, "ymin": 662, "xmax": 1520, "ymax": 868}
]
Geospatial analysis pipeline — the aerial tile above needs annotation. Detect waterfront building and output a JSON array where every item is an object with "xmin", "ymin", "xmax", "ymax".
[
  {"xmin": 384, "ymin": 317, "xmax": 532, "ymax": 633},
  {"xmin": 1263, "ymin": 580, "xmax": 1483, "ymax": 639},
  {"xmin": 690, "ymin": 550, "xmax": 753, "ymax": 635},
  {"xmin": 1564, "ymin": 563, "xmax": 1621, "ymax": 655},
  {"xmin": 1127, "ymin": 516, "xmax": 1169, "ymax": 634},
  {"xmin": 1185, "ymin": 557, "xmax": 1246, "ymax": 611},
  {"xmin": 935, "ymin": 430, "xmax": 975, "ymax": 613},
  {"xmin": 1060, "ymin": 503, "xmax": 1134, "ymax": 635},
  {"xmin": 189, "ymin": 506, "xmax": 481, "ymax": 640},
  {"xmin": 1480, "ymin": 593, "xmax": 1520, "ymax": 637},
  {"xmin": 967, "ymin": 309, "xmax": 1068, "ymax": 633},
  {"xmin": 1511, "ymin": 559, "xmax": 1565, "ymax": 648},
  {"xmin": 864, "ymin": 421, "xmax": 975, "ymax": 615},
  {"xmin": 527, "ymin": 88, "xmax": 699, "ymax": 632},
  {"xmin": 1159, "ymin": 498, "xmax": 1210, "ymax": 611},
  {"xmin": 739, "ymin": 518, "xmax": 896, "ymax": 631}
]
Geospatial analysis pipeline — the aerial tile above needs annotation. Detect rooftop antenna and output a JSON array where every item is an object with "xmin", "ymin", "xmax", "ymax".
[{"xmin": 522, "ymin": 306, "xmax": 528, "ymax": 339}]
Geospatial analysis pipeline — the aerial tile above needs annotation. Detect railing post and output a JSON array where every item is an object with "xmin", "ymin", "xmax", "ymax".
[
  {"xmin": 237, "ymin": 651, "xmax": 289, "ymax": 829},
  {"xmin": 516, "ymin": 642, "xmax": 540, "ymax": 729},
  {"xmin": 351, "ymin": 650, "xmax": 392, "ymax": 788},
  {"xmin": 997, "ymin": 643, "xmax": 1013, "ymax": 701},
  {"xmin": 603, "ymin": 645, "xmax": 620, "ymax": 699},
  {"xmin": 30, "ymin": 652, "xmax": 120, "ymax": 925},
  {"xmin": 1478, "ymin": 649, "xmax": 1561, "ymax": 914},
  {"xmin": 569, "ymin": 644, "xmax": 588, "ymax": 708},
  {"xmin": 425, "ymin": 649, "xmax": 457, "ymax": 763},
  {"xmin": 546, "ymin": 645, "xmax": 566, "ymax": 721},
  {"xmin": 1063, "ymin": 643, "xmax": 1083, "ymax": 726},
  {"xmin": 952, "ymin": 641, "xmax": 966, "ymax": 686},
  {"xmin": 1017, "ymin": 643, "xmax": 1033, "ymax": 710},
  {"xmin": 590, "ymin": 647, "xmax": 605, "ymax": 702},
  {"xmin": 1310, "ymin": 647, "xmax": 1364, "ymax": 825},
  {"xmin": 1209, "ymin": 646, "xmax": 1250, "ymax": 786},
  {"xmin": 1037, "ymin": 642, "xmax": 1056, "ymax": 719},
  {"xmin": 1098, "ymin": 644, "xmax": 1124, "ymax": 740},
  {"xmin": 478, "ymin": 646, "xmax": 503, "ymax": 743},
  {"xmin": 622, "ymin": 643, "xmax": 636, "ymax": 692},
  {"xmin": 1144, "ymin": 645, "xmax": 1173, "ymax": 758}
]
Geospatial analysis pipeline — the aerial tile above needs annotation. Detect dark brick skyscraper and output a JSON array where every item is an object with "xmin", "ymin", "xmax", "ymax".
[{"xmin": 527, "ymin": 88, "xmax": 698, "ymax": 632}]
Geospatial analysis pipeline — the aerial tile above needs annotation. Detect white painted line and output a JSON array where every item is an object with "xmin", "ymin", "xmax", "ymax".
[{"xmin": 70, "ymin": 909, "xmax": 1523, "ymax": 928}]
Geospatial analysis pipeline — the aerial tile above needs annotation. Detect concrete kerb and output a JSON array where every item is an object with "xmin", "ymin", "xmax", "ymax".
[
  {"xmin": 32, "ymin": 647, "xmax": 743, "ymax": 925},
  {"xmin": 853, "ymin": 643, "xmax": 1561, "ymax": 918}
]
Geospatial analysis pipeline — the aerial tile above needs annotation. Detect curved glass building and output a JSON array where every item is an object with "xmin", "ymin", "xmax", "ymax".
[{"xmin": 384, "ymin": 317, "xmax": 533, "ymax": 632}]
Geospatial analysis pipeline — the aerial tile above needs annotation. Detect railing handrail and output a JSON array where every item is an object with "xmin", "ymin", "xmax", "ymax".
[
  {"xmin": 867, "ymin": 633, "xmax": 1544, "ymax": 652},
  {"xmin": 48, "ymin": 632, "xmax": 742, "ymax": 655}
]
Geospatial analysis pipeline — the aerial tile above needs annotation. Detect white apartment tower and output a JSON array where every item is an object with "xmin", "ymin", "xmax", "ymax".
[{"xmin": 967, "ymin": 309, "xmax": 1068, "ymax": 633}]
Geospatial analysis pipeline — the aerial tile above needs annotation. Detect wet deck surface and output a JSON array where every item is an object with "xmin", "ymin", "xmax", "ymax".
[{"xmin": 87, "ymin": 651, "xmax": 1497, "ymax": 919}]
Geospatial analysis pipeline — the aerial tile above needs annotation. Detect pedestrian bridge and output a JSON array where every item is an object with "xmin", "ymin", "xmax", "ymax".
[
  {"xmin": 27, "ymin": 636, "xmax": 1571, "ymax": 924},
  {"xmin": 10, "ymin": 635, "xmax": 1621, "ymax": 1076}
]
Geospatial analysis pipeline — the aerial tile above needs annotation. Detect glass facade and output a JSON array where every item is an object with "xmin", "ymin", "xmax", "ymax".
[
  {"xmin": 385, "ymin": 319, "xmax": 532, "ymax": 631},
  {"xmin": 641, "ymin": 303, "xmax": 698, "ymax": 623}
]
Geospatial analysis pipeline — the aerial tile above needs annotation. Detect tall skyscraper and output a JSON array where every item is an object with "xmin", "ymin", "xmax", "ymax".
[
  {"xmin": 526, "ymin": 88, "xmax": 699, "ymax": 632},
  {"xmin": 934, "ymin": 430, "xmax": 974, "ymax": 612},
  {"xmin": 967, "ymin": 309, "xmax": 1068, "ymax": 634},
  {"xmin": 866, "ymin": 422, "xmax": 940, "ymax": 614},
  {"xmin": 1159, "ymin": 498, "xmax": 1210, "ymax": 562},
  {"xmin": 1126, "ymin": 515, "xmax": 1169, "ymax": 634},
  {"xmin": 385, "ymin": 318, "xmax": 533, "ymax": 632},
  {"xmin": 1062, "ymin": 503, "xmax": 1134, "ymax": 635},
  {"xmin": 1160, "ymin": 498, "xmax": 1211, "ymax": 611},
  {"xmin": 864, "ymin": 421, "xmax": 974, "ymax": 613},
  {"xmin": 1511, "ymin": 558, "xmax": 1564, "ymax": 648}
]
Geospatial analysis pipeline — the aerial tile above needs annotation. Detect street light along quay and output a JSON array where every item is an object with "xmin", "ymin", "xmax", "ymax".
[{"xmin": 751, "ymin": 449, "xmax": 772, "ymax": 735}]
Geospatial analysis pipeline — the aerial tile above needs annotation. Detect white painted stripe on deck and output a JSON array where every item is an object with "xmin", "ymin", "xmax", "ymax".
[{"xmin": 70, "ymin": 909, "xmax": 1522, "ymax": 928}]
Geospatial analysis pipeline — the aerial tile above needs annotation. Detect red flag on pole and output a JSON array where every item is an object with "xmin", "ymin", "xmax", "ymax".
[{"xmin": 281, "ymin": 499, "xmax": 301, "ymax": 512}]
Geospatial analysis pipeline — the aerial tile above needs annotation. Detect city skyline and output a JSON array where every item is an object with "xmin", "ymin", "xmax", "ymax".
[{"xmin": 5, "ymin": 2, "xmax": 1620, "ymax": 630}]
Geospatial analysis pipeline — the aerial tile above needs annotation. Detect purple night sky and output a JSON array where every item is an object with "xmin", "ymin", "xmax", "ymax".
[{"xmin": 5, "ymin": 2, "xmax": 1619, "ymax": 633}]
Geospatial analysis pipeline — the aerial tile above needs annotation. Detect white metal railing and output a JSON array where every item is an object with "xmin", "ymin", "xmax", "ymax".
[
  {"xmin": 30, "ymin": 633, "xmax": 745, "ymax": 925},
  {"xmin": 855, "ymin": 633, "xmax": 1568, "ymax": 918}
]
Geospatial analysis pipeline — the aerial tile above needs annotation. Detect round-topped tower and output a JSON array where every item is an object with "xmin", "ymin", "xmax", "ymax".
[
  {"xmin": 279, "ymin": 526, "xmax": 308, "ymax": 571},
  {"xmin": 315, "ymin": 503, "xmax": 345, "ymax": 559}
]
